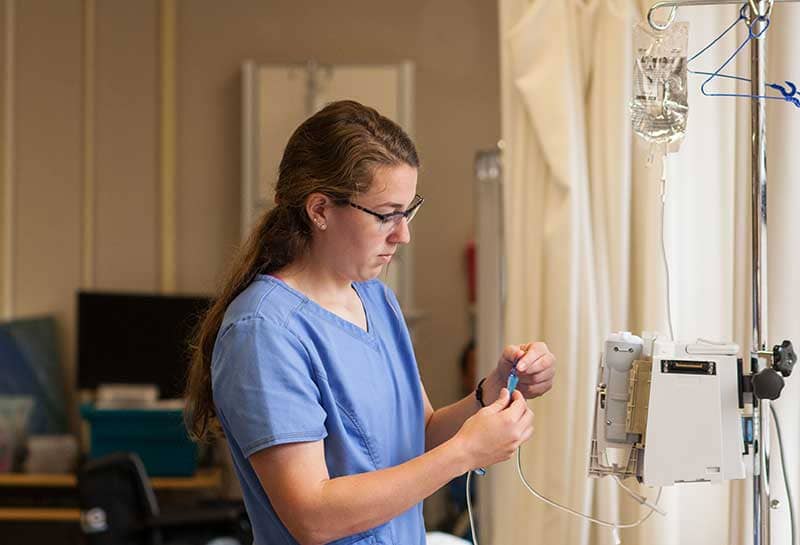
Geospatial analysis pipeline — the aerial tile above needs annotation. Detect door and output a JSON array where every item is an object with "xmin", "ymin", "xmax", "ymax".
[{"xmin": 241, "ymin": 61, "xmax": 416, "ymax": 310}]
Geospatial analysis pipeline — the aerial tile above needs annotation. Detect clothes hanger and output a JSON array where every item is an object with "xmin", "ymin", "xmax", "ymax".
[{"xmin": 686, "ymin": 1, "xmax": 799, "ymax": 107}]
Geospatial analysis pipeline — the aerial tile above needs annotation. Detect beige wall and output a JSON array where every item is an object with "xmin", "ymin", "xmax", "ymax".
[
  {"xmin": 95, "ymin": 0, "xmax": 159, "ymax": 292},
  {"xmin": 0, "ymin": 0, "xmax": 499, "ymax": 515},
  {"xmin": 5, "ymin": 0, "xmax": 85, "ymax": 421}
]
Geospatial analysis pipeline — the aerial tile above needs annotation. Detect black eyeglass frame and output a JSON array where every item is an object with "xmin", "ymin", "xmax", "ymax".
[{"xmin": 347, "ymin": 194, "xmax": 425, "ymax": 225}]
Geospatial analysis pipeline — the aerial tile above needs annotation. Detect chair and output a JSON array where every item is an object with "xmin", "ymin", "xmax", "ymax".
[{"xmin": 77, "ymin": 452, "xmax": 251, "ymax": 545}]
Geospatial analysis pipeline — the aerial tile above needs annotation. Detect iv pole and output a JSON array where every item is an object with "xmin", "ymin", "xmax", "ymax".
[
  {"xmin": 750, "ymin": 5, "xmax": 771, "ymax": 545},
  {"xmin": 647, "ymin": 2, "xmax": 798, "ymax": 545}
]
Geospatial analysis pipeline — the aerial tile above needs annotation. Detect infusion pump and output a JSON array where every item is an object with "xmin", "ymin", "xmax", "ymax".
[{"xmin": 588, "ymin": 332, "xmax": 747, "ymax": 487}]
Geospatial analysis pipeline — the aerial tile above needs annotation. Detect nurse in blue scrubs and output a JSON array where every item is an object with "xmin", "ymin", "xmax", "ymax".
[{"xmin": 184, "ymin": 100, "xmax": 556, "ymax": 545}]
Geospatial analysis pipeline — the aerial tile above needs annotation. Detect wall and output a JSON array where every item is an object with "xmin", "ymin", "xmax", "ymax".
[{"xmin": 0, "ymin": 0, "xmax": 500, "ymax": 525}]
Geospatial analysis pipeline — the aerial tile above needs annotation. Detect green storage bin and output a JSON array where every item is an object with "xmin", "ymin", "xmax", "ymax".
[{"xmin": 80, "ymin": 404, "xmax": 197, "ymax": 476}]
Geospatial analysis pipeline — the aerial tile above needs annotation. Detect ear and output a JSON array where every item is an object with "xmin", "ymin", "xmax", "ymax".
[{"xmin": 305, "ymin": 193, "xmax": 332, "ymax": 231}]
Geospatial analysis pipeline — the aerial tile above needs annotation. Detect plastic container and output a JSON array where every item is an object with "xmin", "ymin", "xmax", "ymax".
[
  {"xmin": 0, "ymin": 396, "xmax": 34, "ymax": 472},
  {"xmin": 0, "ymin": 418, "xmax": 14, "ymax": 472},
  {"xmin": 80, "ymin": 404, "xmax": 197, "ymax": 476},
  {"xmin": 95, "ymin": 383, "xmax": 159, "ymax": 409},
  {"xmin": 24, "ymin": 434, "xmax": 79, "ymax": 473}
]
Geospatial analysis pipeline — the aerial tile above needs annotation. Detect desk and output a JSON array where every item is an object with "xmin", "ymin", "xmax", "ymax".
[
  {"xmin": 0, "ymin": 468, "xmax": 223, "ymax": 522},
  {"xmin": 0, "ymin": 508, "xmax": 80, "ymax": 522}
]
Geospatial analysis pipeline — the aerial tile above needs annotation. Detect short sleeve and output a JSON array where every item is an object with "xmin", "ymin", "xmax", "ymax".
[{"xmin": 211, "ymin": 316, "xmax": 327, "ymax": 458}]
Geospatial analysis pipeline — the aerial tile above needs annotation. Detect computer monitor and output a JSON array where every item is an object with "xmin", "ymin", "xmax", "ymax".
[{"xmin": 77, "ymin": 291, "xmax": 211, "ymax": 399}]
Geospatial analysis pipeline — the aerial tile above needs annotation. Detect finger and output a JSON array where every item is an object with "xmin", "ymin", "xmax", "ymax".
[
  {"xmin": 517, "ymin": 350, "xmax": 550, "ymax": 372},
  {"xmin": 515, "ymin": 344, "xmax": 552, "ymax": 373},
  {"xmin": 500, "ymin": 344, "xmax": 524, "ymax": 366},
  {"xmin": 512, "ymin": 414, "xmax": 535, "ymax": 445},
  {"xmin": 486, "ymin": 388, "xmax": 510, "ymax": 413},
  {"xmin": 520, "ymin": 424, "xmax": 535, "ymax": 444},
  {"xmin": 521, "ymin": 409, "xmax": 535, "ymax": 433},
  {"xmin": 521, "ymin": 376, "xmax": 553, "ymax": 391},
  {"xmin": 522, "ymin": 379, "xmax": 554, "ymax": 398},
  {"xmin": 528, "ymin": 365, "xmax": 556, "ymax": 383},
  {"xmin": 524, "ymin": 407, "xmax": 535, "ymax": 427},
  {"xmin": 515, "ymin": 365, "xmax": 555, "ymax": 389},
  {"xmin": 506, "ymin": 390, "xmax": 528, "ymax": 420},
  {"xmin": 531, "ymin": 353, "xmax": 556, "ymax": 374}
]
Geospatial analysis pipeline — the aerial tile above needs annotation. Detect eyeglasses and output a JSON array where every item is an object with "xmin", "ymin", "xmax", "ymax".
[{"xmin": 348, "ymin": 194, "xmax": 424, "ymax": 232}]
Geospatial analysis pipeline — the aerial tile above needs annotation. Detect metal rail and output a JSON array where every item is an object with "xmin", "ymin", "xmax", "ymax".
[{"xmin": 647, "ymin": 0, "xmax": 789, "ymax": 29}]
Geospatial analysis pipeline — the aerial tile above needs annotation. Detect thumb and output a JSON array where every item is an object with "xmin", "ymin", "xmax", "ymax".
[{"xmin": 485, "ymin": 388, "xmax": 510, "ymax": 413}]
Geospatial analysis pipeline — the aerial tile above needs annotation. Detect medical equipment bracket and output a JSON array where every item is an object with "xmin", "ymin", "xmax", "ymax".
[{"xmin": 647, "ymin": 2, "xmax": 800, "ymax": 545}]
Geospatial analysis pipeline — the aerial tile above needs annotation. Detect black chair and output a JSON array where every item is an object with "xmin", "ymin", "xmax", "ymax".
[{"xmin": 77, "ymin": 452, "xmax": 251, "ymax": 545}]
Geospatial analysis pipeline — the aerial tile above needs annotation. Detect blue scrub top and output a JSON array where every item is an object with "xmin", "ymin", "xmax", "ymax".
[{"xmin": 211, "ymin": 275, "xmax": 426, "ymax": 545}]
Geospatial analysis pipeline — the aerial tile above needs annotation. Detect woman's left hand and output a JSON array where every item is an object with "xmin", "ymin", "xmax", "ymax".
[{"xmin": 486, "ymin": 342, "xmax": 556, "ymax": 403}]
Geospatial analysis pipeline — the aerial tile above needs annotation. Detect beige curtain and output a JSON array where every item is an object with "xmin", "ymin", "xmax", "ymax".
[
  {"xmin": 494, "ymin": 1, "xmax": 800, "ymax": 544},
  {"xmin": 495, "ymin": 1, "xmax": 637, "ymax": 544}
]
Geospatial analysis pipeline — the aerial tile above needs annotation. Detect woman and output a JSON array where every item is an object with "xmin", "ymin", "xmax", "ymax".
[{"xmin": 185, "ymin": 100, "xmax": 556, "ymax": 545}]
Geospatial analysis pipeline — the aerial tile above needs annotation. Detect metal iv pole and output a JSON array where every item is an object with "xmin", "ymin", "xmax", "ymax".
[{"xmin": 750, "ymin": 5, "xmax": 771, "ymax": 545}]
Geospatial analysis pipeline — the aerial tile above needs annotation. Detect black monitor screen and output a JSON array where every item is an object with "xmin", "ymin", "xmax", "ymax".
[{"xmin": 77, "ymin": 291, "xmax": 211, "ymax": 399}]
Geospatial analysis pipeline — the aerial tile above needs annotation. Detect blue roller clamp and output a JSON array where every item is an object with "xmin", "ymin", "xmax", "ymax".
[
  {"xmin": 474, "ymin": 362, "xmax": 520, "ymax": 476},
  {"xmin": 507, "ymin": 365, "xmax": 520, "ymax": 394}
]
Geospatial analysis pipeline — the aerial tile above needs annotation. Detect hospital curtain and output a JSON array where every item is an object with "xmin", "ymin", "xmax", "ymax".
[{"xmin": 494, "ymin": 1, "xmax": 800, "ymax": 544}]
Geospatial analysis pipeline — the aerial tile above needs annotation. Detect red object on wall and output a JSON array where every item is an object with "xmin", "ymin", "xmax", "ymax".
[{"xmin": 465, "ymin": 239, "xmax": 476, "ymax": 304}]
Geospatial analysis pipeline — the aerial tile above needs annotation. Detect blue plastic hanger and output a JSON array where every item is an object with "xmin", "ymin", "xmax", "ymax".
[{"xmin": 686, "ymin": 3, "xmax": 799, "ymax": 108}]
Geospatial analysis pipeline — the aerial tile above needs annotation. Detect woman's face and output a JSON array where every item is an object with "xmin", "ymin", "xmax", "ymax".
[{"xmin": 322, "ymin": 163, "xmax": 419, "ymax": 283}]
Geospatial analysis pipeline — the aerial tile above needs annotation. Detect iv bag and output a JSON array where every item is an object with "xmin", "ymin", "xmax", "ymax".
[{"xmin": 631, "ymin": 22, "xmax": 689, "ymax": 146}]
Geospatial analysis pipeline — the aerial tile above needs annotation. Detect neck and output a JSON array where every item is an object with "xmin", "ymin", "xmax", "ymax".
[{"xmin": 276, "ymin": 249, "xmax": 353, "ymax": 306}]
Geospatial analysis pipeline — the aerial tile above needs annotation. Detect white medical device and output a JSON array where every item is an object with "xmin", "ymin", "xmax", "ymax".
[{"xmin": 589, "ymin": 332, "xmax": 746, "ymax": 487}]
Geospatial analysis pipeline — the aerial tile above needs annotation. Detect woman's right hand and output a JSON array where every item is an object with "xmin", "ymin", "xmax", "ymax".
[{"xmin": 454, "ymin": 388, "xmax": 535, "ymax": 470}]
